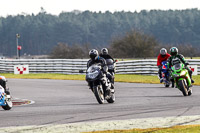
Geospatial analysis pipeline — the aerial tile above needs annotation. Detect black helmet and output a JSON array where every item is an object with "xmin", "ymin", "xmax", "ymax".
[
  {"xmin": 101, "ymin": 48, "xmax": 108, "ymax": 55},
  {"xmin": 170, "ymin": 47, "xmax": 178, "ymax": 56},
  {"xmin": 160, "ymin": 48, "xmax": 167, "ymax": 56},
  {"xmin": 89, "ymin": 49, "xmax": 98, "ymax": 60}
]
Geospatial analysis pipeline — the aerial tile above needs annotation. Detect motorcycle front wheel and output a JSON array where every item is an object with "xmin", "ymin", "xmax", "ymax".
[
  {"xmin": 2, "ymin": 95, "xmax": 12, "ymax": 110},
  {"xmin": 94, "ymin": 85, "xmax": 104, "ymax": 104},
  {"xmin": 178, "ymin": 79, "xmax": 188, "ymax": 96}
]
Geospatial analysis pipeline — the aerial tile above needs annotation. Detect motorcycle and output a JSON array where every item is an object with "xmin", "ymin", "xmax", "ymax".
[
  {"xmin": 86, "ymin": 63, "xmax": 115, "ymax": 104},
  {"xmin": 161, "ymin": 61, "xmax": 171, "ymax": 87},
  {"xmin": 170, "ymin": 63, "xmax": 192, "ymax": 96},
  {"xmin": 106, "ymin": 59, "xmax": 117, "ymax": 76},
  {"xmin": 0, "ymin": 76, "xmax": 12, "ymax": 110},
  {"xmin": 106, "ymin": 59, "xmax": 117, "ymax": 88}
]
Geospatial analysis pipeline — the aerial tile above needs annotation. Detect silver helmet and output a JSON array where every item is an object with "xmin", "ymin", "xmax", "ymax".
[
  {"xmin": 101, "ymin": 48, "xmax": 108, "ymax": 55},
  {"xmin": 160, "ymin": 48, "xmax": 167, "ymax": 56}
]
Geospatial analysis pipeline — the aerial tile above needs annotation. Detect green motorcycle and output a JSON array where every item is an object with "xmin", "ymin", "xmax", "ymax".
[{"xmin": 170, "ymin": 63, "xmax": 192, "ymax": 96}]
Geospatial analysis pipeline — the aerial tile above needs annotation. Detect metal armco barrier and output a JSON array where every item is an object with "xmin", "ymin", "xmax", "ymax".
[
  {"xmin": 0, "ymin": 59, "xmax": 199, "ymax": 75},
  {"xmin": 116, "ymin": 59, "xmax": 200, "ymax": 75},
  {"xmin": 0, "ymin": 59, "xmax": 88, "ymax": 74}
]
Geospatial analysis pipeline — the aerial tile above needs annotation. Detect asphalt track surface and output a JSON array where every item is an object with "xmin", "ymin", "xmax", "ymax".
[{"xmin": 0, "ymin": 79, "xmax": 200, "ymax": 128}]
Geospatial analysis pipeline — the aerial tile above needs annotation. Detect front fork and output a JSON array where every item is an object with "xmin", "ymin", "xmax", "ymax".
[{"xmin": 88, "ymin": 80, "xmax": 107, "ymax": 93}]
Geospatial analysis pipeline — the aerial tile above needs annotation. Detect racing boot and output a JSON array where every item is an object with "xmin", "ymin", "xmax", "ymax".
[
  {"xmin": 191, "ymin": 79, "xmax": 194, "ymax": 83},
  {"xmin": 171, "ymin": 82, "xmax": 174, "ymax": 88},
  {"xmin": 5, "ymin": 87, "xmax": 10, "ymax": 95},
  {"xmin": 188, "ymin": 70, "xmax": 194, "ymax": 83},
  {"xmin": 87, "ymin": 82, "xmax": 93, "ymax": 91},
  {"xmin": 110, "ymin": 83, "xmax": 115, "ymax": 94},
  {"xmin": 158, "ymin": 73, "xmax": 163, "ymax": 83},
  {"xmin": 111, "ymin": 83, "xmax": 114, "ymax": 89},
  {"xmin": 190, "ymin": 76, "xmax": 194, "ymax": 84},
  {"xmin": 110, "ymin": 75, "xmax": 115, "ymax": 89},
  {"xmin": 160, "ymin": 78, "xmax": 163, "ymax": 83}
]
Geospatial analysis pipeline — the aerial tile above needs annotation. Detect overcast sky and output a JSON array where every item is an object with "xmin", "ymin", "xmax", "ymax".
[{"xmin": 0, "ymin": 0, "xmax": 199, "ymax": 17}]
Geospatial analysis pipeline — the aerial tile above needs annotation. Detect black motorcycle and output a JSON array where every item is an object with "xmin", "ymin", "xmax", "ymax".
[
  {"xmin": 86, "ymin": 63, "xmax": 115, "ymax": 104},
  {"xmin": 106, "ymin": 59, "xmax": 116, "ymax": 75}
]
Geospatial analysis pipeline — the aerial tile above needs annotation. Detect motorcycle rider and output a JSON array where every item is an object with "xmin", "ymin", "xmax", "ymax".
[
  {"xmin": 100, "ymin": 48, "xmax": 115, "ymax": 88},
  {"xmin": 100, "ymin": 48, "xmax": 115, "ymax": 62},
  {"xmin": 87, "ymin": 49, "xmax": 112, "ymax": 96},
  {"xmin": 0, "ymin": 76, "xmax": 10, "ymax": 95},
  {"xmin": 157, "ymin": 48, "xmax": 171, "ymax": 83},
  {"xmin": 87, "ymin": 49, "xmax": 107, "ymax": 69},
  {"xmin": 167, "ymin": 47, "xmax": 194, "ymax": 84}
]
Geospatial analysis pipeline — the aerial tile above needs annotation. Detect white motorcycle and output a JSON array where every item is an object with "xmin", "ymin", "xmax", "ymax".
[{"xmin": 0, "ymin": 76, "xmax": 12, "ymax": 110}]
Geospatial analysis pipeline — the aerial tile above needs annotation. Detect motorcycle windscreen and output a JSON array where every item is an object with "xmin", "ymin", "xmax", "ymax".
[
  {"xmin": 86, "ymin": 65, "xmax": 101, "ymax": 79},
  {"xmin": 174, "ymin": 64, "xmax": 182, "ymax": 70}
]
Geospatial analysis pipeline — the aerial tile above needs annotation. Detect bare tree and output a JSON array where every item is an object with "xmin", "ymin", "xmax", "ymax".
[
  {"xmin": 50, "ymin": 43, "xmax": 90, "ymax": 59},
  {"xmin": 109, "ymin": 30, "xmax": 159, "ymax": 58}
]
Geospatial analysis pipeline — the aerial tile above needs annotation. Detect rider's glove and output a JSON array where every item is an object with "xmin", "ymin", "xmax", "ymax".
[{"xmin": 185, "ymin": 62, "xmax": 189, "ymax": 66}]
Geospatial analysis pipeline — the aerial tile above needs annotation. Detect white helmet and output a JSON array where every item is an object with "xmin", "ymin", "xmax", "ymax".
[{"xmin": 160, "ymin": 48, "xmax": 167, "ymax": 56}]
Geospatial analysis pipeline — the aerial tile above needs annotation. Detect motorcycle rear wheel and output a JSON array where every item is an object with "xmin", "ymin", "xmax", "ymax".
[
  {"xmin": 178, "ymin": 79, "xmax": 188, "ymax": 96},
  {"xmin": 94, "ymin": 85, "xmax": 104, "ymax": 104}
]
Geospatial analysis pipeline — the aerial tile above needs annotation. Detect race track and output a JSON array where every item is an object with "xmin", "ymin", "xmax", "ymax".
[{"xmin": 0, "ymin": 79, "xmax": 200, "ymax": 128}]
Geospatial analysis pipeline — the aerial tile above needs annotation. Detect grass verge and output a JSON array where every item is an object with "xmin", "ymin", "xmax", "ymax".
[
  {"xmin": 84, "ymin": 125, "xmax": 200, "ymax": 133},
  {"xmin": 0, "ymin": 73, "xmax": 85, "ymax": 80},
  {"xmin": 1, "ymin": 73, "xmax": 199, "ymax": 85}
]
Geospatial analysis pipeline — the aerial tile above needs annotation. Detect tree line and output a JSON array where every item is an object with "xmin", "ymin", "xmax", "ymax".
[
  {"xmin": 50, "ymin": 30, "xmax": 199, "ymax": 59},
  {"xmin": 0, "ymin": 8, "xmax": 200, "ymax": 57}
]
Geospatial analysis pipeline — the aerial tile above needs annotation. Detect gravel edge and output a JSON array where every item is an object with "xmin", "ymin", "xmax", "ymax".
[{"xmin": 1, "ymin": 115, "xmax": 200, "ymax": 133}]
